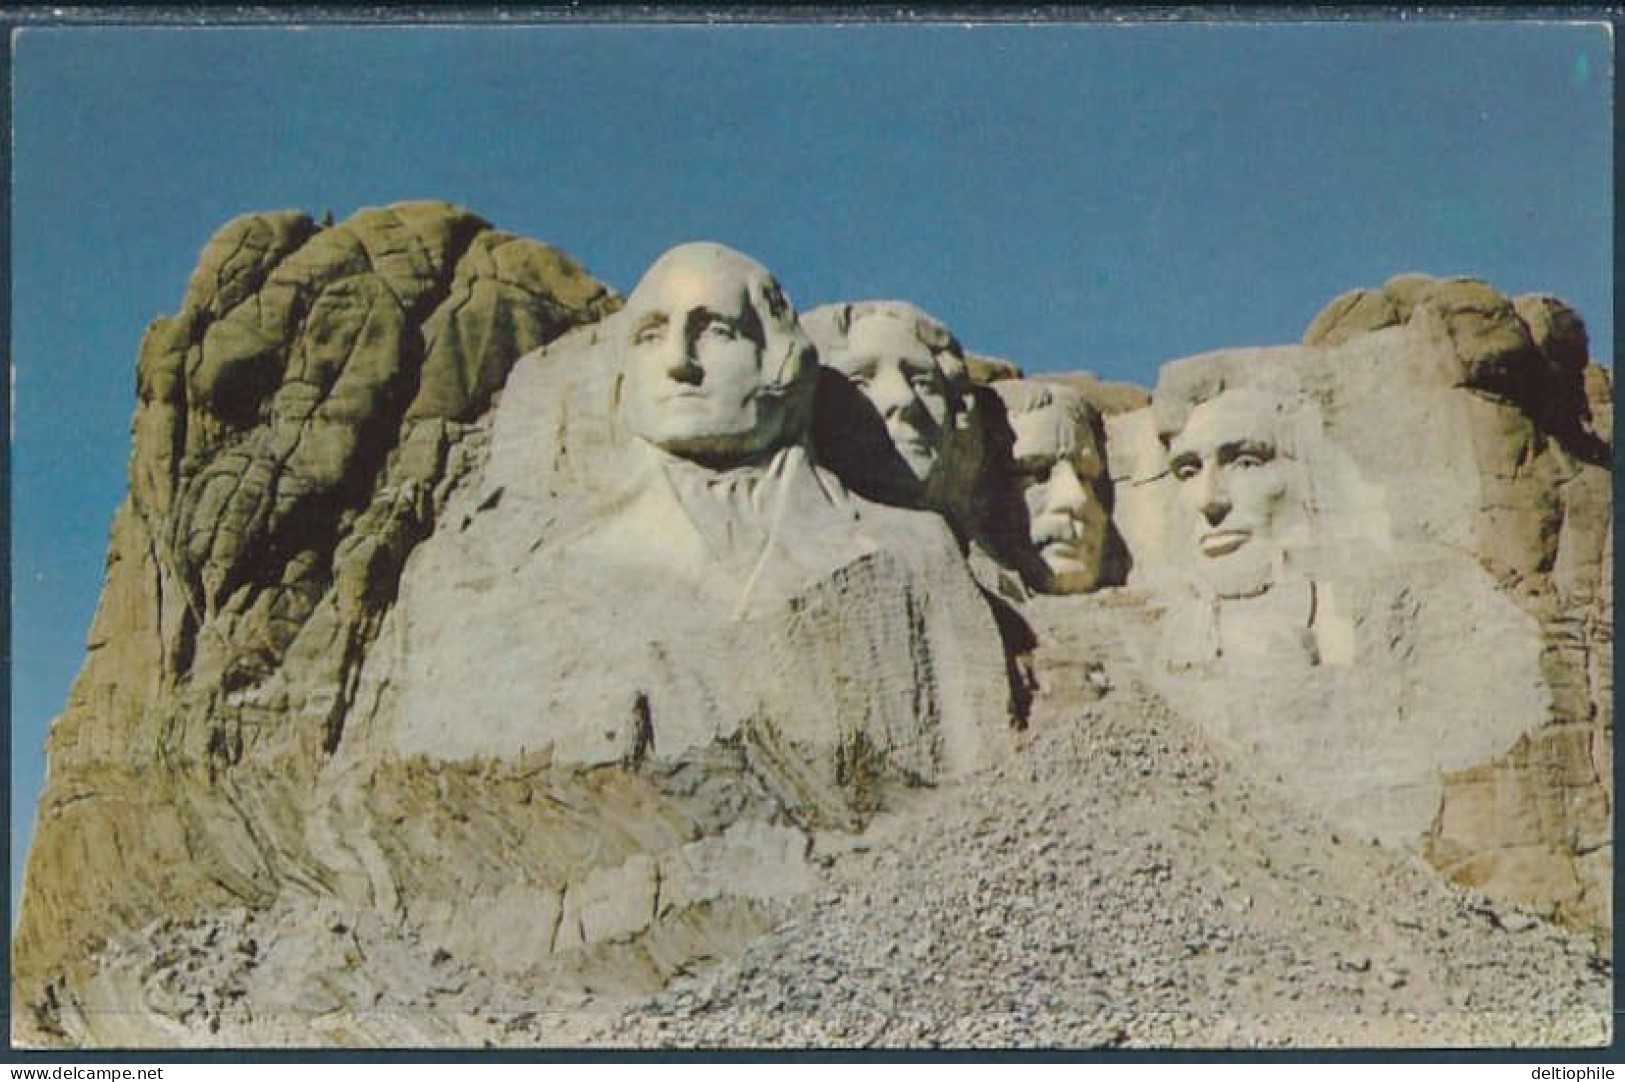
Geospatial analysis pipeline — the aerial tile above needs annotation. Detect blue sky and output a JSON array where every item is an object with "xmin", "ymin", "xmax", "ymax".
[{"xmin": 9, "ymin": 20, "xmax": 1613, "ymax": 904}]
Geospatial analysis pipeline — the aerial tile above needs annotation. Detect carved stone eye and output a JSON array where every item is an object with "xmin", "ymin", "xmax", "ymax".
[{"xmin": 1016, "ymin": 461, "xmax": 1053, "ymax": 486}]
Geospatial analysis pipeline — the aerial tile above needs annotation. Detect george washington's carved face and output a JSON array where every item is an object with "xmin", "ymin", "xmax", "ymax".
[{"xmin": 620, "ymin": 245, "xmax": 792, "ymax": 465}]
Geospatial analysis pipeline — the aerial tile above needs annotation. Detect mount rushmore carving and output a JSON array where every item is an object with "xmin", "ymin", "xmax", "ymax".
[{"xmin": 12, "ymin": 204, "xmax": 1612, "ymax": 1047}]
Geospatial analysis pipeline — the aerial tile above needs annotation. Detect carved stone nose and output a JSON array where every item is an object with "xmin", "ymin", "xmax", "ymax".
[
  {"xmin": 1200, "ymin": 495, "xmax": 1231, "ymax": 526},
  {"xmin": 1190, "ymin": 466, "xmax": 1229, "ymax": 525},
  {"xmin": 665, "ymin": 350, "xmax": 703, "ymax": 384},
  {"xmin": 1048, "ymin": 462, "xmax": 1089, "ymax": 511}
]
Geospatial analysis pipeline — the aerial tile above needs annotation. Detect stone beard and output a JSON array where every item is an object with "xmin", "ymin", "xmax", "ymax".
[
  {"xmin": 1164, "ymin": 388, "xmax": 1299, "ymax": 600},
  {"xmin": 996, "ymin": 381, "xmax": 1111, "ymax": 594}
]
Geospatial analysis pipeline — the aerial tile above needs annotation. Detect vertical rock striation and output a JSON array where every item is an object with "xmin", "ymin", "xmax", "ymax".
[{"xmin": 14, "ymin": 203, "xmax": 619, "ymax": 1030}]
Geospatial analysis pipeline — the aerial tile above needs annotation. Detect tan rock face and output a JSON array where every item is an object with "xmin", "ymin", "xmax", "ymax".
[
  {"xmin": 963, "ymin": 350, "xmax": 1023, "ymax": 384},
  {"xmin": 13, "ymin": 219, "xmax": 1609, "ymax": 1049},
  {"xmin": 14, "ymin": 202, "xmax": 620, "ymax": 1029},
  {"xmin": 1036, "ymin": 370, "xmax": 1152, "ymax": 418},
  {"xmin": 1112, "ymin": 276, "xmax": 1611, "ymax": 928},
  {"xmin": 122, "ymin": 203, "xmax": 617, "ymax": 724},
  {"xmin": 15, "ymin": 234, "xmax": 1019, "ymax": 1046}
]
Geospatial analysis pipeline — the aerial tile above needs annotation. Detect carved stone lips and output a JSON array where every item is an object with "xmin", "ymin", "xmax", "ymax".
[
  {"xmin": 1041, "ymin": 540, "xmax": 1082, "ymax": 561},
  {"xmin": 890, "ymin": 428, "xmax": 931, "ymax": 455},
  {"xmin": 1199, "ymin": 529, "xmax": 1251, "ymax": 557},
  {"xmin": 1035, "ymin": 518, "xmax": 1082, "ymax": 547}
]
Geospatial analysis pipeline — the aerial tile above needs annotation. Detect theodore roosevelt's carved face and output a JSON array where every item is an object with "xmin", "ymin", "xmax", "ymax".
[
  {"xmin": 621, "ymin": 244, "xmax": 805, "ymax": 465},
  {"xmin": 1006, "ymin": 392, "xmax": 1109, "ymax": 593},
  {"xmin": 1166, "ymin": 389, "xmax": 1291, "ymax": 591}
]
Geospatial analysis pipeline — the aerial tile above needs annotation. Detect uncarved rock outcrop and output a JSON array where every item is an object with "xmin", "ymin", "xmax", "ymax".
[{"xmin": 15, "ymin": 203, "xmax": 619, "ymax": 1032}]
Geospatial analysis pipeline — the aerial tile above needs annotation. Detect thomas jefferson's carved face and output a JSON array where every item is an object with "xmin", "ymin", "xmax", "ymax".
[
  {"xmin": 829, "ymin": 315, "xmax": 957, "ymax": 485},
  {"xmin": 1167, "ymin": 390, "xmax": 1291, "ymax": 590},
  {"xmin": 1009, "ymin": 402, "xmax": 1108, "ymax": 593},
  {"xmin": 621, "ymin": 249, "xmax": 784, "ymax": 465}
]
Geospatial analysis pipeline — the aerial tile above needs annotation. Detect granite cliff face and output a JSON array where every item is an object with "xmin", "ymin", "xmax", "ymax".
[
  {"xmin": 1303, "ymin": 277, "xmax": 1611, "ymax": 929},
  {"xmin": 1104, "ymin": 275, "xmax": 1612, "ymax": 929},
  {"xmin": 12, "ymin": 210, "xmax": 1611, "ymax": 1048},
  {"xmin": 15, "ymin": 203, "xmax": 621, "ymax": 1030}
]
